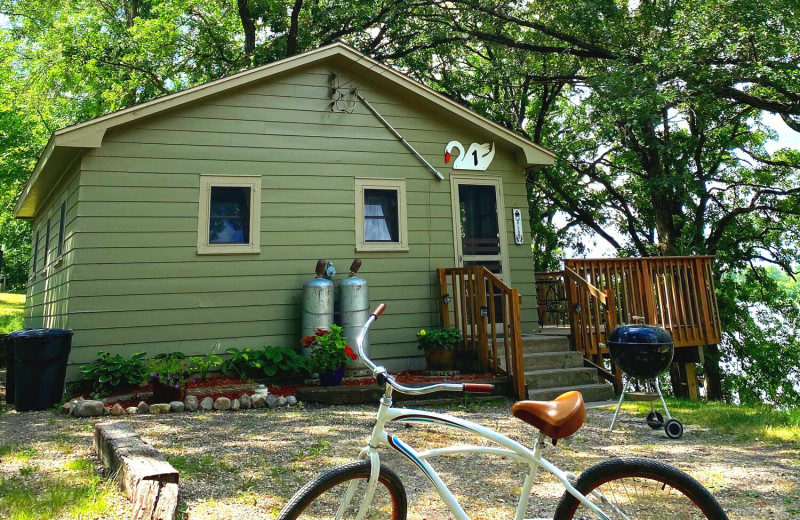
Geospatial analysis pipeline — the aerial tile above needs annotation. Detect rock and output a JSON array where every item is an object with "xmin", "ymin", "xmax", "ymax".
[
  {"xmin": 200, "ymin": 397, "xmax": 214, "ymax": 412},
  {"xmin": 252, "ymin": 395, "xmax": 266, "ymax": 408},
  {"xmin": 213, "ymin": 397, "xmax": 231, "ymax": 411},
  {"xmin": 150, "ymin": 403, "xmax": 171, "ymax": 415},
  {"xmin": 103, "ymin": 406, "xmax": 111, "ymax": 415},
  {"xmin": 60, "ymin": 401, "xmax": 75, "ymax": 415},
  {"xmin": 185, "ymin": 395, "xmax": 198, "ymax": 412},
  {"xmin": 253, "ymin": 387, "xmax": 269, "ymax": 396},
  {"xmin": 231, "ymin": 399, "xmax": 240, "ymax": 411},
  {"xmin": 137, "ymin": 401, "xmax": 150, "ymax": 415},
  {"xmin": 73, "ymin": 400, "xmax": 105, "ymax": 417},
  {"xmin": 277, "ymin": 396, "xmax": 288, "ymax": 407},
  {"xmin": 169, "ymin": 401, "xmax": 185, "ymax": 413},
  {"xmin": 286, "ymin": 395, "xmax": 298, "ymax": 406},
  {"xmin": 126, "ymin": 407, "xmax": 138, "ymax": 415},
  {"xmin": 110, "ymin": 403, "xmax": 125, "ymax": 416},
  {"xmin": 239, "ymin": 393, "xmax": 251, "ymax": 409}
]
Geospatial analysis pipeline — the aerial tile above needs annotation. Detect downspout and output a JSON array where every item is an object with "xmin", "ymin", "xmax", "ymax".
[{"xmin": 354, "ymin": 91, "xmax": 445, "ymax": 181}]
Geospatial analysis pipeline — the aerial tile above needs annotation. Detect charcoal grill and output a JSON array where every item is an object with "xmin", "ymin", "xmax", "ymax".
[{"xmin": 607, "ymin": 325, "xmax": 684, "ymax": 439}]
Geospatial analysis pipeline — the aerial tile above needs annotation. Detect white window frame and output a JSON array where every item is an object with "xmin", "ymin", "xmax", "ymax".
[
  {"xmin": 197, "ymin": 175, "xmax": 262, "ymax": 255},
  {"xmin": 355, "ymin": 178, "xmax": 408, "ymax": 252}
]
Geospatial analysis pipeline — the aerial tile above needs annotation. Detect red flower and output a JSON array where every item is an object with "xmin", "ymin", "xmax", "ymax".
[
  {"xmin": 301, "ymin": 335, "xmax": 315, "ymax": 347},
  {"xmin": 345, "ymin": 345, "xmax": 358, "ymax": 360},
  {"xmin": 314, "ymin": 328, "xmax": 327, "ymax": 337}
]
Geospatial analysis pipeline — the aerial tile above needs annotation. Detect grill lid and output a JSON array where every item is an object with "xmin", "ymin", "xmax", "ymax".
[{"xmin": 607, "ymin": 324, "xmax": 673, "ymax": 346}]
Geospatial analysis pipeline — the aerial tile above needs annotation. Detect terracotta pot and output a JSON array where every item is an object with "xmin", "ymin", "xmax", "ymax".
[
  {"xmin": 425, "ymin": 349, "xmax": 456, "ymax": 371},
  {"xmin": 319, "ymin": 365, "xmax": 346, "ymax": 387},
  {"xmin": 151, "ymin": 378, "xmax": 186, "ymax": 403}
]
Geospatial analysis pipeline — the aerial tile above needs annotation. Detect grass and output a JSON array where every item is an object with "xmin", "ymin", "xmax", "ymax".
[
  {"xmin": 0, "ymin": 293, "xmax": 24, "ymax": 333},
  {"xmin": 621, "ymin": 398, "xmax": 800, "ymax": 443},
  {"xmin": 0, "ymin": 445, "xmax": 119, "ymax": 520}
]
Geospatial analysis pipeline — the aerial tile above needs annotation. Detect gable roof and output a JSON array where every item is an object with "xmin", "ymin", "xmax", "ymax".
[{"xmin": 15, "ymin": 42, "xmax": 554, "ymax": 218}]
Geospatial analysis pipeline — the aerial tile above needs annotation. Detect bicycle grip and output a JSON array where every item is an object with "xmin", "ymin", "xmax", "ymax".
[
  {"xmin": 372, "ymin": 303, "xmax": 386, "ymax": 318},
  {"xmin": 464, "ymin": 384, "xmax": 494, "ymax": 394}
]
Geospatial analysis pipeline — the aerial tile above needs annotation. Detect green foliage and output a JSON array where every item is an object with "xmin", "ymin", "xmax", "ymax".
[
  {"xmin": 188, "ymin": 352, "xmax": 222, "ymax": 381},
  {"xmin": 303, "ymin": 325, "xmax": 357, "ymax": 374},
  {"xmin": 0, "ymin": 293, "xmax": 24, "ymax": 333},
  {"xmin": 416, "ymin": 328, "xmax": 463, "ymax": 351},
  {"xmin": 221, "ymin": 346, "xmax": 307, "ymax": 379},
  {"xmin": 147, "ymin": 352, "xmax": 192, "ymax": 389},
  {"xmin": 79, "ymin": 351, "xmax": 148, "ymax": 396}
]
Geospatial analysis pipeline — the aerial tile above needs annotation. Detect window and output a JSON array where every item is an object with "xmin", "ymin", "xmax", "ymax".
[
  {"xmin": 32, "ymin": 228, "xmax": 40, "ymax": 275},
  {"xmin": 197, "ymin": 175, "xmax": 261, "ymax": 254},
  {"xmin": 44, "ymin": 217, "xmax": 51, "ymax": 269},
  {"xmin": 57, "ymin": 201, "xmax": 66, "ymax": 258},
  {"xmin": 355, "ymin": 178, "xmax": 408, "ymax": 251}
]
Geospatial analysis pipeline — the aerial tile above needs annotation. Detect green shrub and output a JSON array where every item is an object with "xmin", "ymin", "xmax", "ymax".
[
  {"xmin": 416, "ymin": 328, "xmax": 463, "ymax": 351},
  {"xmin": 147, "ymin": 352, "xmax": 192, "ymax": 389},
  {"xmin": 222, "ymin": 346, "xmax": 307, "ymax": 379},
  {"xmin": 80, "ymin": 351, "xmax": 148, "ymax": 396},
  {"xmin": 189, "ymin": 352, "xmax": 222, "ymax": 380}
]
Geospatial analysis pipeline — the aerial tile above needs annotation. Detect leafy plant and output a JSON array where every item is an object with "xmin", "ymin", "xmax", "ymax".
[
  {"xmin": 416, "ymin": 328, "xmax": 463, "ymax": 351},
  {"xmin": 302, "ymin": 325, "xmax": 357, "ymax": 374},
  {"xmin": 147, "ymin": 352, "xmax": 192, "ymax": 389},
  {"xmin": 259, "ymin": 346, "xmax": 307, "ymax": 377},
  {"xmin": 80, "ymin": 351, "xmax": 148, "ymax": 396},
  {"xmin": 189, "ymin": 352, "xmax": 222, "ymax": 381},
  {"xmin": 221, "ymin": 346, "xmax": 307, "ymax": 379}
]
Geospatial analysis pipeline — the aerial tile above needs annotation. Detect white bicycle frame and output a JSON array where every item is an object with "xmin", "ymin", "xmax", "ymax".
[{"xmin": 336, "ymin": 306, "xmax": 614, "ymax": 520}]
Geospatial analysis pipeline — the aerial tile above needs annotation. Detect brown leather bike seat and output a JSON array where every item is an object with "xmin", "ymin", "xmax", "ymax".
[{"xmin": 511, "ymin": 391, "xmax": 586, "ymax": 439}]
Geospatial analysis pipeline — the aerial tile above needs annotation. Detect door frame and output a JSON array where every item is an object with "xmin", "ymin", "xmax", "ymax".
[{"xmin": 449, "ymin": 173, "xmax": 511, "ymax": 283}]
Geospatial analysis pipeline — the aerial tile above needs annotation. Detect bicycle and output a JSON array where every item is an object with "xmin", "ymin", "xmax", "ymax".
[{"xmin": 278, "ymin": 304, "xmax": 729, "ymax": 520}]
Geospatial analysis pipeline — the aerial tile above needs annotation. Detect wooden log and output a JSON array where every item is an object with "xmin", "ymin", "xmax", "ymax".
[{"xmin": 94, "ymin": 422, "xmax": 179, "ymax": 520}]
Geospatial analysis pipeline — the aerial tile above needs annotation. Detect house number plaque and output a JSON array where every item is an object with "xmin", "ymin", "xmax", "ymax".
[{"xmin": 513, "ymin": 209, "xmax": 524, "ymax": 245}]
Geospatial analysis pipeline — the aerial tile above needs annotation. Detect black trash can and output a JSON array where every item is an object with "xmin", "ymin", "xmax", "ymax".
[
  {"xmin": 2, "ymin": 331, "xmax": 17, "ymax": 405},
  {"xmin": 10, "ymin": 329, "xmax": 73, "ymax": 411}
]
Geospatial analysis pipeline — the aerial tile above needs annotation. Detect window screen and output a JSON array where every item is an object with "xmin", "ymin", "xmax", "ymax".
[
  {"xmin": 364, "ymin": 189, "xmax": 399, "ymax": 242},
  {"xmin": 209, "ymin": 186, "xmax": 251, "ymax": 244}
]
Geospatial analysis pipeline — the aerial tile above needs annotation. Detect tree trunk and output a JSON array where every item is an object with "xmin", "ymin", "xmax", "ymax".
[
  {"xmin": 237, "ymin": 0, "xmax": 256, "ymax": 58},
  {"xmin": 286, "ymin": 0, "xmax": 304, "ymax": 57},
  {"xmin": 703, "ymin": 344, "xmax": 724, "ymax": 401}
]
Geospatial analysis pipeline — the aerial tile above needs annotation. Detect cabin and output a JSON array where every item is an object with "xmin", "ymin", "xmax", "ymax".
[{"xmin": 14, "ymin": 43, "xmax": 555, "ymax": 382}]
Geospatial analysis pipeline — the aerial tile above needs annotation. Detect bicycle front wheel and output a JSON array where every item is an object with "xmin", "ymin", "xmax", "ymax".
[
  {"xmin": 277, "ymin": 461, "xmax": 408, "ymax": 520},
  {"xmin": 553, "ymin": 457, "xmax": 728, "ymax": 520}
]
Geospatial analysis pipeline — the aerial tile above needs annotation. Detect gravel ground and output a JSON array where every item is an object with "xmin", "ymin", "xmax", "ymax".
[{"xmin": 1, "ymin": 390, "xmax": 798, "ymax": 519}]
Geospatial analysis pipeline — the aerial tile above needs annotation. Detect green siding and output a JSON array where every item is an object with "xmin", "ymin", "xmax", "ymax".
[{"xmin": 44, "ymin": 62, "xmax": 540, "ymax": 379}]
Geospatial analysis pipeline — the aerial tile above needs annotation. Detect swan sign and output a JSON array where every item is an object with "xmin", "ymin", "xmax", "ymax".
[{"xmin": 444, "ymin": 141, "xmax": 496, "ymax": 171}]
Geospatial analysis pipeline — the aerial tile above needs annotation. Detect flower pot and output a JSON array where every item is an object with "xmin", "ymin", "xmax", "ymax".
[
  {"xmin": 319, "ymin": 365, "xmax": 345, "ymax": 387},
  {"xmin": 425, "ymin": 349, "xmax": 455, "ymax": 371},
  {"xmin": 151, "ymin": 378, "xmax": 186, "ymax": 403}
]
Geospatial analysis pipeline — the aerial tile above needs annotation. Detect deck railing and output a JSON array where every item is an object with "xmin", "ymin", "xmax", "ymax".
[
  {"xmin": 437, "ymin": 266, "xmax": 526, "ymax": 400},
  {"xmin": 561, "ymin": 256, "xmax": 721, "ymax": 358}
]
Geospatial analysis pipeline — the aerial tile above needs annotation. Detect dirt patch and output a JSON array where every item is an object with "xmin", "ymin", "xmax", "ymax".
[{"xmin": 1, "ymin": 375, "xmax": 797, "ymax": 519}]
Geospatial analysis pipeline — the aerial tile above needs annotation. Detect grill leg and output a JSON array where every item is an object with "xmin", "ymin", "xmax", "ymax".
[
  {"xmin": 608, "ymin": 379, "xmax": 630, "ymax": 432},
  {"xmin": 654, "ymin": 378, "xmax": 672, "ymax": 420}
]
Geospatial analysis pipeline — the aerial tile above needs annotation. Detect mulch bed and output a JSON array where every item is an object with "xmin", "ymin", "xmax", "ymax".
[{"xmin": 87, "ymin": 371, "xmax": 503, "ymax": 409}]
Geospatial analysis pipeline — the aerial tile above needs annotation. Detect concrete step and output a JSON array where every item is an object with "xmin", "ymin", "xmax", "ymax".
[
  {"xmin": 524, "ymin": 367, "xmax": 599, "ymax": 389},
  {"xmin": 522, "ymin": 351, "xmax": 584, "ymax": 370},
  {"xmin": 498, "ymin": 334, "xmax": 571, "ymax": 354},
  {"xmin": 527, "ymin": 383, "xmax": 615, "ymax": 403}
]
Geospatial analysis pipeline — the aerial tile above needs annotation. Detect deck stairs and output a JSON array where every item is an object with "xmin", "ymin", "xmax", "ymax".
[{"xmin": 499, "ymin": 334, "xmax": 615, "ymax": 403}]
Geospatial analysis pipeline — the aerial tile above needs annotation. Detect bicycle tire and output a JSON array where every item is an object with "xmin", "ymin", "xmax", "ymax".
[
  {"xmin": 552, "ymin": 457, "xmax": 728, "ymax": 520},
  {"xmin": 277, "ymin": 461, "xmax": 408, "ymax": 520}
]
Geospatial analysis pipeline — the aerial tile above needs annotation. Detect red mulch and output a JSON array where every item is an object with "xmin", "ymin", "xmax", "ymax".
[{"xmin": 93, "ymin": 371, "xmax": 502, "ymax": 409}]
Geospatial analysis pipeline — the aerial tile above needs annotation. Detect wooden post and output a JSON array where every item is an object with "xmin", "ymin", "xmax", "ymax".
[
  {"xmin": 437, "ymin": 268, "xmax": 450, "ymax": 328},
  {"xmin": 640, "ymin": 259, "xmax": 657, "ymax": 324},
  {"xmin": 510, "ymin": 288, "xmax": 527, "ymax": 400},
  {"xmin": 475, "ymin": 268, "xmax": 489, "ymax": 373},
  {"xmin": 685, "ymin": 362, "xmax": 698, "ymax": 400}
]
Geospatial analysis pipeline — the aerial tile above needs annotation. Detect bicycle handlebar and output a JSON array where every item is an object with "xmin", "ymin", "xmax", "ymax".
[{"xmin": 355, "ymin": 304, "xmax": 495, "ymax": 396}]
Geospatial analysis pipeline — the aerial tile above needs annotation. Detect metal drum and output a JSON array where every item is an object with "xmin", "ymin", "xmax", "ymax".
[
  {"xmin": 608, "ymin": 325, "xmax": 674, "ymax": 379},
  {"xmin": 339, "ymin": 259, "xmax": 369, "ymax": 364},
  {"xmin": 301, "ymin": 259, "xmax": 334, "ymax": 355}
]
